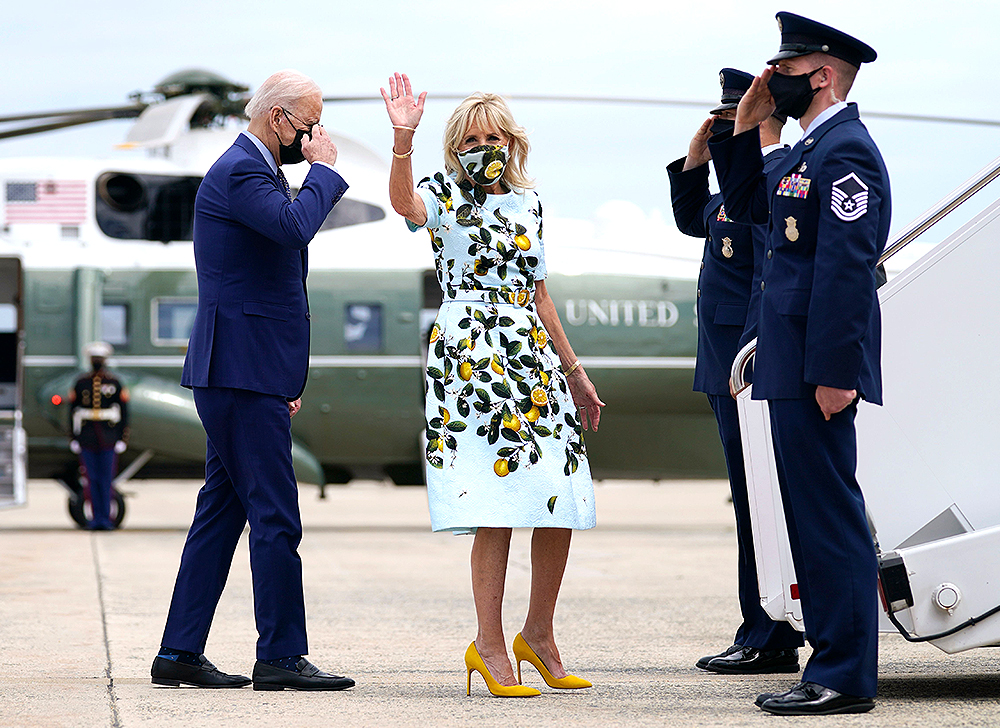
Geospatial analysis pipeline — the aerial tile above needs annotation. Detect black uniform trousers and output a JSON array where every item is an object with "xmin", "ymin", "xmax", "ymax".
[
  {"xmin": 161, "ymin": 386, "xmax": 308, "ymax": 660},
  {"xmin": 768, "ymin": 398, "xmax": 878, "ymax": 698},
  {"xmin": 708, "ymin": 394, "xmax": 804, "ymax": 651}
]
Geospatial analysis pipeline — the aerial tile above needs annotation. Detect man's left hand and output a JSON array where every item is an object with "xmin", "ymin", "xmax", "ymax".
[
  {"xmin": 288, "ymin": 398, "xmax": 302, "ymax": 417},
  {"xmin": 815, "ymin": 385, "xmax": 856, "ymax": 421}
]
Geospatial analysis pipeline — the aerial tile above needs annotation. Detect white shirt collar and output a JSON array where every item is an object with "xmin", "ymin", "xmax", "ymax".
[
  {"xmin": 801, "ymin": 101, "xmax": 848, "ymax": 141},
  {"xmin": 240, "ymin": 130, "xmax": 278, "ymax": 175},
  {"xmin": 761, "ymin": 143, "xmax": 788, "ymax": 157}
]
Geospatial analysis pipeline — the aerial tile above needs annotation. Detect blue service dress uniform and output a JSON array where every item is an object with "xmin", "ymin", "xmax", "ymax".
[
  {"xmin": 69, "ymin": 368, "xmax": 128, "ymax": 529},
  {"xmin": 709, "ymin": 103, "xmax": 890, "ymax": 698},
  {"xmin": 667, "ymin": 148, "xmax": 802, "ymax": 653}
]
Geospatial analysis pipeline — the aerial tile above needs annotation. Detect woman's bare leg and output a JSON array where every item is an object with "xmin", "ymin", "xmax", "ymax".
[
  {"xmin": 471, "ymin": 527, "xmax": 516, "ymax": 685},
  {"xmin": 520, "ymin": 527, "xmax": 572, "ymax": 679}
]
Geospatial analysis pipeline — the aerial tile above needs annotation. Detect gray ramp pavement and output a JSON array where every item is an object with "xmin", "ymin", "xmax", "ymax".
[{"xmin": 0, "ymin": 480, "xmax": 997, "ymax": 727}]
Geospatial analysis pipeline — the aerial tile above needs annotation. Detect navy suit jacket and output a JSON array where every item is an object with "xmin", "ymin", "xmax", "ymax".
[
  {"xmin": 667, "ymin": 145, "xmax": 788, "ymax": 395},
  {"xmin": 709, "ymin": 104, "xmax": 889, "ymax": 404},
  {"xmin": 181, "ymin": 134, "xmax": 349, "ymax": 399}
]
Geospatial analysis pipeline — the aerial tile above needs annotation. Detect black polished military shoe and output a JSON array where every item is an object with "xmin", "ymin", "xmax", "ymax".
[
  {"xmin": 695, "ymin": 644, "xmax": 742, "ymax": 670},
  {"xmin": 755, "ymin": 681, "xmax": 805, "ymax": 707},
  {"xmin": 760, "ymin": 681, "xmax": 875, "ymax": 715},
  {"xmin": 150, "ymin": 654, "xmax": 251, "ymax": 688},
  {"xmin": 704, "ymin": 646, "xmax": 799, "ymax": 674},
  {"xmin": 252, "ymin": 658, "xmax": 355, "ymax": 691}
]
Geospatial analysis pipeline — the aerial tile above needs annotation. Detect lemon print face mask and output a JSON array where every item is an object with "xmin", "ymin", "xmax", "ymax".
[{"xmin": 457, "ymin": 144, "xmax": 508, "ymax": 187}]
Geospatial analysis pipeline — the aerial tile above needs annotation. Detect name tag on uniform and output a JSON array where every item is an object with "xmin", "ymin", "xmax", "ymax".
[{"xmin": 776, "ymin": 174, "xmax": 811, "ymax": 198}]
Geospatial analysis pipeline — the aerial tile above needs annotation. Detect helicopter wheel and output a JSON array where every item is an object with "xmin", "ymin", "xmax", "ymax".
[{"xmin": 68, "ymin": 489, "xmax": 127, "ymax": 530}]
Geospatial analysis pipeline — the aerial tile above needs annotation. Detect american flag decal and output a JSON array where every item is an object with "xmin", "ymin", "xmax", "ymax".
[{"xmin": 5, "ymin": 180, "xmax": 87, "ymax": 224}]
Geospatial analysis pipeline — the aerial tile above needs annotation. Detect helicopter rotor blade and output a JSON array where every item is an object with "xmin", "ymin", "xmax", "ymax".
[
  {"xmin": 0, "ymin": 109, "xmax": 145, "ymax": 141},
  {"xmin": 0, "ymin": 104, "xmax": 146, "ymax": 125},
  {"xmin": 323, "ymin": 93, "xmax": 1000, "ymax": 128}
]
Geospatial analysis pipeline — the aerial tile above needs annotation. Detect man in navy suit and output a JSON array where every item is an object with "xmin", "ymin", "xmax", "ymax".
[
  {"xmin": 667, "ymin": 69, "xmax": 803, "ymax": 676},
  {"xmin": 151, "ymin": 70, "xmax": 355, "ymax": 691},
  {"xmin": 709, "ymin": 12, "xmax": 889, "ymax": 715}
]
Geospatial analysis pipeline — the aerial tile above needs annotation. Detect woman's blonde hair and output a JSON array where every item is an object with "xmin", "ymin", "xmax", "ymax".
[{"xmin": 443, "ymin": 93, "xmax": 534, "ymax": 191}]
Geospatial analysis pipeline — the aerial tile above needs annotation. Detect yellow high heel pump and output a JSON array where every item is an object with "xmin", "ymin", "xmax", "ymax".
[
  {"xmin": 513, "ymin": 633, "xmax": 592, "ymax": 689},
  {"xmin": 465, "ymin": 642, "xmax": 540, "ymax": 697}
]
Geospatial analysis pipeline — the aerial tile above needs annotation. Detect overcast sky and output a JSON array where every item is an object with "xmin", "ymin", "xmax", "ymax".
[{"xmin": 4, "ymin": 0, "xmax": 1000, "ymax": 257}]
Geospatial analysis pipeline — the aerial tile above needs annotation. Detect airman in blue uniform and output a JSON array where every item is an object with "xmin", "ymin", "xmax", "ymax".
[
  {"xmin": 667, "ymin": 69, "xmax": 802, "ymax": 675},
  {"xmin": 709, "ymin": 11, "xmax": 889, "ymax": 716}
]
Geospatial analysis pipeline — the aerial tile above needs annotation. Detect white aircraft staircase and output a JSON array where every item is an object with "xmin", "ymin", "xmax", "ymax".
[{"xmin": 730, "ymin": 155, "xmax": 1000, "ymax": 654}]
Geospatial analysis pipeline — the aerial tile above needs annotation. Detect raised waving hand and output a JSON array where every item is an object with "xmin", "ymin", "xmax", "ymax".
[{"xmin": 381, "ymin": 73, "xmax": 427, "ymax": 129}]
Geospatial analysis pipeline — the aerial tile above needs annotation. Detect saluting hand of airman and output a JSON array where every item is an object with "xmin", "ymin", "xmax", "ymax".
[
  {"xmin": 735, "ymin": 68, "xmax": 777, "ymax": 134},
  {"xmin": 682, "ymin": 117, "xmax": 714, "ymax": 171}
]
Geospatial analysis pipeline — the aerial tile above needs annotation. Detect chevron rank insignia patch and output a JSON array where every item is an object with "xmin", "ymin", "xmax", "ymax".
[{"xmin": 831, "ymin": 172, "xmax": 869, "ymax": 221}]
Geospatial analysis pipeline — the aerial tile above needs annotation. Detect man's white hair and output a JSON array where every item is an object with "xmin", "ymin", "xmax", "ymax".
[{"xmin": 244, "ymin": 70, "xmax": 322, "ymax": 120}]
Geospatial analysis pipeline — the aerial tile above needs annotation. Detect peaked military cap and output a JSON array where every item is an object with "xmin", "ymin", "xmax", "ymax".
[
  {"xmin": 767, "ymin": 11, "xmax": 877, "ymax": 68},
  {"xmin": 85, "ymin": 341, "xmax": 113, "ymax": 358},
  {"xmin": 710, "ymin": 68, "xmax": 754, "ymax": 114}
]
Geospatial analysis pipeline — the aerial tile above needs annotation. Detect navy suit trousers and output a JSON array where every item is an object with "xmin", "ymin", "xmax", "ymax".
[
  {"xmin": 161, "ymin": 386, "xmax": 307, "ymax": 660},
  {"xmin": 708, "ymin": 395, "xmax": 803, "ymax": 651},
  {"xmin": 768, "ymin": 398, "xmax": 878, "ymax": 698}
]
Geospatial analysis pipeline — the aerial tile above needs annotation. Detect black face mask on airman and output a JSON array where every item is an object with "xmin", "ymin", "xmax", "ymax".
[
  {"xmin": 710, "ymin": 118, "xmax": 735, "ymax": 136},
  {"xmin": 767, "ymin": 67, "xmax": 822, "ymax": 120}
]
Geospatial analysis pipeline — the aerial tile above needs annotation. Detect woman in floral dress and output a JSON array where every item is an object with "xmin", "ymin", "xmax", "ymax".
[{"xmin": 382, "ymin": 73, "xmax": 604, "ymax": 696}]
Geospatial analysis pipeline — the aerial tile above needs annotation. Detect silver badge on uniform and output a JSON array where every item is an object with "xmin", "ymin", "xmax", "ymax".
[
  {"xmin": 831, "ymin": 172, "xmax": 869, "ymax": 222},
  {"xmin": 785, "ymin": 216, "xmax": 799, "ymax": 242},
  {"xmin": 722, "ymin": 237, "xmax": 733, "ymax": 258}
]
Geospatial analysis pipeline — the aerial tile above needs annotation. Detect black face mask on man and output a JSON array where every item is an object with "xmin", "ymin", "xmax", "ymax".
[
  {"xmin": 275, "ymin": 108, "xmax": 313, "ymax": 165},
  {"xmin": 710, "ymin": 117, "xmax": 735, "ymax": 136},
  {"xmin": 767, "ymin": 67, "xmax": 822, "ymax": 120}
]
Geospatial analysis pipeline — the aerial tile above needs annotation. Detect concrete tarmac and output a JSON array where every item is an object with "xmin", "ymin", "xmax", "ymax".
[{"xmin": 0, "ymin": 479, "xmax": 997, "ymax": 727}]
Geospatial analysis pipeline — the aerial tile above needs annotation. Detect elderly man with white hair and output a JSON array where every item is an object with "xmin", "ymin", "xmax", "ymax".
[{"xmin": 151, "ymin": 70, "xmax": 354, "ymax": 692}]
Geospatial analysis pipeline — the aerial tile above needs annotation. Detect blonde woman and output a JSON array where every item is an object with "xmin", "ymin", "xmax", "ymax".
[{"xmin": 382, "ymin": 73, "xmax": 603, "ymax": 697}]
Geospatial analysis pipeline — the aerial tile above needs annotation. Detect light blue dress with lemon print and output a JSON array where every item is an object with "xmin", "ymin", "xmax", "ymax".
[{"xmin": 409, "ymin": 172, "xmax": 596, "ymax": 534}]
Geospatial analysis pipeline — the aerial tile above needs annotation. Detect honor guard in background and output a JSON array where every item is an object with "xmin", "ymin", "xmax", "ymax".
[
  {"xmin": 709, "ymin": 11, "xmax": 889, "ymax": 715},
  {"xmin": 667, "ymin": 68, "xmax": 802, "ymax": 675},
  {"xmin": 68, "ymin": 341, "xmax": 129, "ymax": 530}
]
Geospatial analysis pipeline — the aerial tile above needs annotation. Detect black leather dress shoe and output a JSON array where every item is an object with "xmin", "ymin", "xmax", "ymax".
[
  {"xmin": 755, "ymin": 681, "xmax": 804, "ymax": 707},
  {"xmin": 704, "ymin": 646, "xmax": 799, "ymax": 674},
  {"xmin": 695, "ymin": 644, "xmax": 741, "ymax": 670},
  {"xmin": 252, "ymin": 658, "xmax": 355, "ymax": 691},
  {"xmin": 150, "ymin": 655, "xmax": 251, "ymax": 688},
  {"xmin": 760, "ymin": 681, "xmax": 875, "ymax": 715}
]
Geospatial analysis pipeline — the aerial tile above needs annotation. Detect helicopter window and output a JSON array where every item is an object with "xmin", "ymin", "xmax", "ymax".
[
  {"xmin": 152, "ymin": 298, "xmax": 198, "ymax": 346},
  {"xmin": 316, "ymin": 198, "xmax": 386, "ymax": 231},
  {"xmin": 344, "ymin": 303, "xmax": 382, "ymax": 352},
  {"xmin": 96, "ymin": 173, "xmax": 201, "ymax": 243},
  {"xmin": 100, "ymin": 304, "xmax": 129, "ymax": 347}
]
